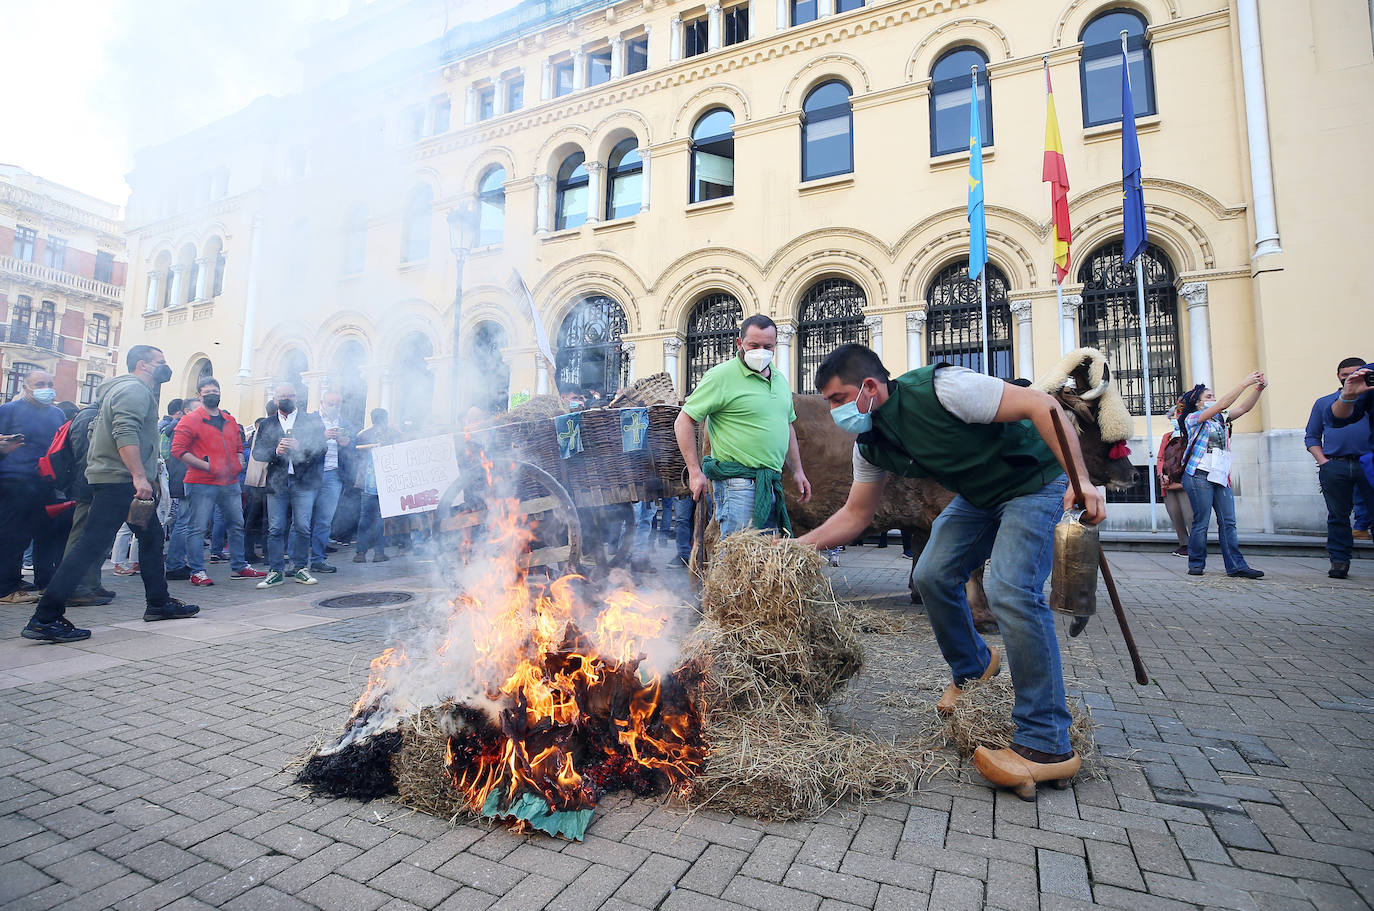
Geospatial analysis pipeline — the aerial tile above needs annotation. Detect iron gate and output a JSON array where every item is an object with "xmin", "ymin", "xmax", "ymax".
[
  {"xmin": 797, "ymin": 278, "xmax": 867, "ymax": 387},
  {"xmin": 556, "ymin": 295, "xmax": 629, "ymax": 395},
  {"xmin": 925, "ymin": 262, "xmax": 1014, "ymax": 378},
  {"xmin": 684, "ymin": 292, "xmax": 743, "ymax": 392}
]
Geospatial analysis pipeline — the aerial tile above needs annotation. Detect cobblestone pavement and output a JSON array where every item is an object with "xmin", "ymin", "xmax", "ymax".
[{"xmin": 2, "ymin": 540, "xmax": 1371, "ymax": 910}]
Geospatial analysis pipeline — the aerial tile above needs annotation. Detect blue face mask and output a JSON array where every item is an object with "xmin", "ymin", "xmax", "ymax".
[
  {"xmin": 32, "ymin": 388, "xmax": 57, "ymax": 405},
  {"xmin": 830, "ymin": 387, "xmax": 874, "ymax": 434}
]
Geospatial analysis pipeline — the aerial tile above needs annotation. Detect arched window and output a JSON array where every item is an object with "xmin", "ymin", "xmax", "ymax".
[
  {"xmin": 685, "ymin": 292, "xmax": 743, "ymax": 393},
  {"xmin": 468, "ymin": 322, "xmax": 510, "ymax": 413},
  {"xmin": 5, "ymin": 363, "xmax": 37, "ymax": 399},
  {"xmin": 81, "ymin": 373, "xmax": 101, "ymax": 405},
  {"xmin": 9, "ymin": 295, "xmax": 32, "ymax": 341},
  {"xmin": 1080, "ymin": 9, "xmax": 1156, "ymax": 127},
  {"xmin": 1078, "ymin": 241, "xmax": 1181, "ymax": 415},
  {"xmin": 556, "ymin": 296, "xmax": 629, "ymax": 395},
  {"xmin": 35, "ymin": 301, "xmax": 56, "ymax": 349},
  {"xmin": 690, "ymin": 109, "xmax": 734, "ymax": 203},
  {"xmin": 328, "ymin": 341, "xmax": 368, "ymax": 428},
  {"xmin": 925, "ymin": 262, "xmax": 1014, "ymax": 378},
  {"xmin": 930, "ymin": 46, "xmax": 992, "ymax": 157},
  {"xmin": 797, "ymin": 278, "xmax": 867, "ymax": 385},
  {"xmin": 87, "ymin": 313, "xmax": 110, "ymax": 347},
  {"xmin": 401, "ymin": 185, "xmax": 433, "ymax": 262},
  {"xmin": 187, "ymin": 358, "xmax": 214, "ymax": 397},
  {"xmin": 343, "ymin": 205, "xmax": 367, "ymax": 274},
  {"xmin": 555, "ymin": 152, "xmax": 589, "ymax": 231},
  {"xmin": 605, "ymin": 139, "xmax": 643, "ymax": 220},
  {"xmin": 477, "ymin": 166, "xmax": 506, "ymax": 246},
  {"xmin": 801, "ymin": 80, "xmax": 853, "ymax": 181}
]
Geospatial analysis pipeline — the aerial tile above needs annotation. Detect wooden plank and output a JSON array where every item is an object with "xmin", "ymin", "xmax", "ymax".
[
  {"xmin": 519, "ymin": 545, "xmax": 572, "ymax": 568},
  {"xmin": 438, "ymin": 496, "xmax": 563, "ymax": 534}
]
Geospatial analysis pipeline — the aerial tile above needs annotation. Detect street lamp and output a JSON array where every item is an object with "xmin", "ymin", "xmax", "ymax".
[{"xmin": 447, "ymin": 204, "xmax": 477, "ymax": 424}]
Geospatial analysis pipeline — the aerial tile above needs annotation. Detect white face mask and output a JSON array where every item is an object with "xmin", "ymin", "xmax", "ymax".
[{"xmin": 741, "ymin": 348, "xmax": 773, "ymax": 373}]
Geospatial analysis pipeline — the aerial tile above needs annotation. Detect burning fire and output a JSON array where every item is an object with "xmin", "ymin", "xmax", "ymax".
[{"xmin": 334, "ymin": 481, "xmax": 707, "ymax": 829}]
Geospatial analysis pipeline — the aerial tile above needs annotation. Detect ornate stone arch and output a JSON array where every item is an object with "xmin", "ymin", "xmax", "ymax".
[
  {"xmin": 1052, "ymin": 0, "xmax": 1179, "ymax": 47},
  {"xmin": 257, "ymin": 323, "xmax": 317, "ymax": 382},
  {"xmin": 535, "ymin": 252, "xmax": 648, "ymax": 332},
  {"xmin": 535, "ymin": 125, "xmax": 594, "ymax": 175},
  {"xmin": 894, "ymin": 206, "xmax": 1044, "ymax": 300},
  {"xmin": 779, "ymin": 53, "xmax": 872, "ymax": 113},
  {"xmin": 661, "ymin": 268, "xmax": 762, "ymax": 334},
  {"xmin": 590, "ymin": 110, "xmax": 652, "ymax": 162},
  {"xmin": 906, "ymin": 18, "xmax": 1014, "ymax": 81},
  {"xmin": 770, "ymin": 248, "xmax": 887, "ymax": 321},
  {"xmin": 317, "ymin": 310, "xmax": 374, "ymax": 366},
  {"xmin": 379, "ymin": 305, "xmax": 444, "ymax": 364},
  {"xmin": 1068, "ymin": 178, "xmax": 1239, "ymax": 273},
  {"xmin": 762, "ymin": 227, "xmax": 892, "ymax": 278},
  {"xmin": 670, "ymin": 84, "xmax": 751, "ymax": 139},
  {"xmin": 460, "ymin": 286, "xmax": 520, "ymax": 343},
  {"xmin": 462, "ymin": 147, "xmax": 518, "ymax": 193}
]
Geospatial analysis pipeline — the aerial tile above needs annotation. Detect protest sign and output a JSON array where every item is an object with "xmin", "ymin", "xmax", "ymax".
[{"xmin": 372, "ymin": 434, "xmax": 459, "ymax": 518}]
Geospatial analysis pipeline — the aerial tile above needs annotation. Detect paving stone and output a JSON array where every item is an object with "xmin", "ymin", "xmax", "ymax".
[
  {"xmin": 850, "ymin": 814, "xmax": 904, "ymax": 859},
  {"xmin": 875, "ymin": 883, "xmax": 929, "ymax": 911},
  {"xmin": 1210, "ymin": 811, "xmax": 1277, "ymax": 852},
  {"xmin": 1128, "ymin": 828, "xmax": 1191, "ymax": 877},
  {"xmin": 112, "ymin": 860, "xmax": 229, "ymax": 911},
  {"xmin": 927, "ymin": 870, "xmax": 983, "ymax": 911},
  {"xmin": 434, "ymin": 852, "xmax": 527, "ymax": 895},
  {"xmin": 739, "ymin": 835, "xmax": 802, "ymax": 883},
  {"xmin": 837, "ymin": 852, "xmax": 934, "ymax": 893},
  {"xmin": 1085, "ymin": 839, "xmax": 1146, "ymax": 891},
  {"xmin": 797, "ymin": 824, "xmax": 855, "ymax": 872},
  {"xmin": 614, "ymin": 854, "xmax": 690, "ymax": 907},
  {"xmin": 783, "ymin": 863, "xmax": 880, "ymax": 906},
  {"xmin": 721, "ymin": 875, "xmax": 823, "ymax": 911},
  {"xmin": 118, "ymin": 841, "xmax": 202, "ymax": 880},
  {"xmin": 297, "ymin": 872, "xmax": 392, "ymax": 911},
  {"xmin": 0, "ymin": 861, "xmax": 55, "ymax": 905},
  {"xmin": 902, "ymin": 806, "xmax": 949, "ymax": 848},
  {"xmin": 545, "ymin": 863, "xmax": 631, "ymax": 911},
  {"xmin": 677, "ymin": 844, "xmax": 749, "ymax": 896},
  {"xmin": 256, "ymin": 823, "xmax": 336, "ymax": 860},
  {"xmin": 1037, "ymin": 847, "xmax": 1091, "ymax": 901},
  {"xmin": 486, "ymin": 872, "xmax": 564, "ymax": 911},
  {"xmin": 433, "ymin": 887, "xmax": 499, "ymax": 911},
  {"xmin": 1142, "ymin": 871, "xmax": 1262, "ymax": 910},
  {"xmin": 221, "ymin": 884, "xmax": 315, "ymax": 911},
  {"xmin": 661, "ymin": 888, "xmax": 753, "ymax": 911}
]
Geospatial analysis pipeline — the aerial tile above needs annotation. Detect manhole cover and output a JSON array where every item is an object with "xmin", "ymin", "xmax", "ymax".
[{"xmin": 318, "ymin": 591, "xmax": 414, "ymax": 610}]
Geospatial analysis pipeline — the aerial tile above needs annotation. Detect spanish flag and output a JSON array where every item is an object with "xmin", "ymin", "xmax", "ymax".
[{"xmin": 1042, "ymin": 61, "xmax": 1072, "ymax": 285}]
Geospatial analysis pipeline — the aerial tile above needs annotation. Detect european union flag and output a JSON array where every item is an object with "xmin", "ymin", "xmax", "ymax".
[
  {"xmin": 1121, "ymin": 37, "xmax": 1147, "ymax": 263},
  {"xmin": 967, "ymin": 74, "xmax": 987, "ymax": 281},
  {"xmin": 554, "ymin": 412, "xmax": 584, "ymax": 459},
  {"xmin": 620, "ymin": 408, "xmax": 650, "ymax": 452}
]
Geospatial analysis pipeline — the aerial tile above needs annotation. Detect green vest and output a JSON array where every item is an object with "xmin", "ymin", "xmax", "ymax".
[{"xmin": 856, "ymin": 366, "xmax": 1062, "ymax": 509}]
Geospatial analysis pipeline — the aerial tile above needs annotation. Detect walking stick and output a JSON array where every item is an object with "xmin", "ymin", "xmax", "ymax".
[{"xmin": 1049, "ymin": 408, "xmax": 1150, "ymax": 686}]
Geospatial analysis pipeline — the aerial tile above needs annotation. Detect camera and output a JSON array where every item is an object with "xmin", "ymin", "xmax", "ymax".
[{"xmin": 1364, "ymin": 364, "xmax": 1374, "ymax": 386}]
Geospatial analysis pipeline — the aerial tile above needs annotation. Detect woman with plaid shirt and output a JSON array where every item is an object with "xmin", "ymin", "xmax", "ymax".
[{"xmin": 1177, "ymin": 373, "xmax": 1268, "ymax": 577}]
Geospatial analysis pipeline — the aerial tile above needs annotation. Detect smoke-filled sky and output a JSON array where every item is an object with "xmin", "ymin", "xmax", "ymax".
[{"xmin": 1, "ymin": 0, "xmax": 520, "ymax": 208}]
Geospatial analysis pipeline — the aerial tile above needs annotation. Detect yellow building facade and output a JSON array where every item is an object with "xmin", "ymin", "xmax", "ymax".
[{"xmin": 120, "ymin": 0, "xmax": 1374, "ymax": 533}]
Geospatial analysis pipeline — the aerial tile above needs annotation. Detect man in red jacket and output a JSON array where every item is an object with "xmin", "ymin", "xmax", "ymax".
[{"xmin": 171, "ymin": 377, "xmax": 267, "ymax": 585}]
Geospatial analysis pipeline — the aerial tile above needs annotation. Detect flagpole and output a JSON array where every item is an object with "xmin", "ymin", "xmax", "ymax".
[
  {"xmin": 970, "ymin": 64, "xmax": 990, "ymax": 375},
  {"xmin": 1122, "ymin": 29, "xmax": 1159, "ymax": 533},
  {"xmin": 1044, "ymin": 54, "xmax": 1068, "ymax": 357},
  {"xmin": 980, "ymin": 270, "xmax": 989, "ymax": 375}
]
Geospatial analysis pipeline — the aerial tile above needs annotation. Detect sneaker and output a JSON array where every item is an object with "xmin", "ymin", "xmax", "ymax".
[
  {"xmin": 230, "ymin": 567, "xmax": 268, "ymax": 580},
  {"xmin": 371, "ymin": 553, "xmax": 389, "ymax": 563},
  {"xmin": 1227, "ymin": 567, "xmax": 1265, "ymax": 579},
  {"xmin": 208, "ymin": 553, "xmax": 229, "ymax": 564},
  {"xmin": 0, "ymin": 590, "xmax": 40, "ymax": 604},
  {"xmin": 112, "ymin": 564, "xmax": 137, "ymax": 576},
  {"xmin": 353, "ymin": 553, "xmax": 368, "ymax": 563},
  {"xmin": 256, "ymin": 570, "xmax": 285, "ymax": 589},
  {"xmin": 94, "ymin": 587, "xmax": 117, "ymax": 599},
  {"xmin": 1187, "ymin": 568, "xmax": 1203, "ymax": 576},
  {"xmin": 1172, "ymin": 546, "xmax": 1189, "ymax": 557},
  {"xmin": 66, "ymin": 593, "xmax": 115, "ymax": 607},
  {"xmin": 292, "ymin": 568, "xmax": 318, "ymax": 585},
  {"xmin": 164, "ymin": 567, "xmax": 191, "ymax": 581},
  {"xmin": 1329, "ymin": 562, "xmax": 1350, "ymax": 579},
  {"xmin": 144, "ymin": 597, "xmax": 199, "ymax": 622},
  {"xmin": 21, "ymin": 617, "xmax": 91, "ymax": 642},
  {"xmin": 190, "ymin": 571, "xmax": 214, "ymax": 587},
  {"xmin": 311, "ymin": 562, "xmax": 338, "ymax": 574}
]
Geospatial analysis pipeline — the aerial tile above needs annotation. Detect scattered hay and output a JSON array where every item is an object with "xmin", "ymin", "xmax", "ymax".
[
  {"xmin": 945, "ymin": 677, "xmax": 1104, "ymax": 778},
  {"xmin": 481, "ymin": 395, "xmax": 568, "ymax": 426},
  {"xmin": 391, "ymin": 707, "xmax": 468, "ymax": 822}
]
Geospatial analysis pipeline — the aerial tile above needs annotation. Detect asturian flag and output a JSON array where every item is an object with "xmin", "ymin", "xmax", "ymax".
[
  {"xmin": 967, "ymin": 75, "xmax": 987, "ymax": 282},
  {"xmin": 1042, "ymin": 64, "xmax": 1072, "ymax": 285}
]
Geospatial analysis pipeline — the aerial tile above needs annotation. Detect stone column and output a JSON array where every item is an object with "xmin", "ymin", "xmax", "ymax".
[
  {"xmin": 465, "ymin": 85, "xmax": 477, "ymax": 124},
  {"xmin": 776, "ymin": 0, "xmax": 788, "ymax": 30},
  {"xmin": 708, "ymin": 3, "xmax": 723, "ymax": 49},
  {"xmin": 643, "ymin": 24, "xmax": 653, "ymax": 67},
  {"xmin": 670, "ymin": 16, "xmax": 683, "ymax": 61},
  {"xmin": 573, "ymin": 49, "xmax": 587, "ymax": 90},
  {"xmin": 610, "ymin": 36, "xmax": 625, "ymax": 79},
  {"xmin": 536, "ymin": 357, "xmax": 550, "ymax": 395},
  {"xmin": 1179, "ymin": 282, "xmax": 1213, "ymax": 387},
  {"xmin": 1060, "ymin": 294, "xmax": 1081, "ymax": 354},
  {"xmin": 193, "ymin": 258, "xmax": 209, "ymax": 301},
  {"xmin": 624, "ymin": 341, "xmax": 637, "ymax": 383},
  {"xmin": 168, "ymin": 265, "xmax": 186, "ymax": 308},
  {"xmin": 585, "ymin": 162, "xmax": 604, "ymax": 224},
  {"xmin": 776, "ymin": 323, "xmax": 796, "ymax": 390},
  {"xmin": 238, "ymin": 215, "xmax": 263, "ymax": 379},
  {"xmin": 748, "ymin": 0, "xmax": 758, "ymax": 37},
  {"xmin": 541, "ymin": 60, "xmax": 553, "ymax": 100},
  {"xmin": 301, "ymin": 369, "xmax": 326, "ymax": 411},
  {"xmin": 905, "ymin": 311, "xmax": 926, "ymax": 370},
  {"xmin": 1010, "ymin": 299, "xmax": 1034, "ymax": 380},
  {"xmin": 863, "ymin": 314, "xmax": 883, "ymax": 359},
  {"xmin": 145, "ymin": 271, "xmax": 161, "ymax": 314},
  {"xmin": 638, "ymin": 148, "xmax": 652, "ymax": 212},
  {"xmin": 534, "ymin": 175, "xmax": 551, "ymax": 234},
  {"xmin": 663, "ymin": 337, "xmax": 684, "ymax": 393},
  {"xmin": 493, "ymin": 75, "xmax": 505, "ymax": 116},
  {"xmin": 1237, "ymin": 0, "xmax": 1282, "ymax": 259}
]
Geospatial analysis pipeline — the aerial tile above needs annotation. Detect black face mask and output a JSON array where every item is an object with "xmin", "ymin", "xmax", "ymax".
[
  {"xmin": 277, "ymin": 400, "xmax": 296, "ymax": 415},
  {"xmin": 201, "ymin": 393, "xmax": 221, "ymax": 409},
  {"xmin": 152, "ymin": 364, "xmax": 173, "ymax": 385}
]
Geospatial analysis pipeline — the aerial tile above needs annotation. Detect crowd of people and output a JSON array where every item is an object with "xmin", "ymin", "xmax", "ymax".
[{"xmin": 1, "ymin": 345, "xmax": 408, "ymax": 644}]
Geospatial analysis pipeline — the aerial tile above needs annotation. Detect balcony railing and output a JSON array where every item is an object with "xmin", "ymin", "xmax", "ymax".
[
  {"xmin": 0, "ymin": 325, "xmax": 63, "ymax": 352},
  {"xmin": 0, "ymin": 254, "xmax": 124, "ymax": 303},
  {"xmin": 0, "ymin": 182, "xmax": 122, "ymax": 235}
]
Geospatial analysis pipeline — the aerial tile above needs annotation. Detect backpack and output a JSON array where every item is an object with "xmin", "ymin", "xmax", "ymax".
[
  {"xmin": 1160, "ymin": 421, "xmax": 1203, "ymax": 485},
  {"xmin": 38, "ymin": 420, "xmax": 75, "ymax": 488}
]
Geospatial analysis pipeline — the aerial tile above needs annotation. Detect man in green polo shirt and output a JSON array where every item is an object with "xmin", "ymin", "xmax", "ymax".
[
  {"xmin": 675, "ymin": 314, "xmax": 811, "ymax": 535},
  {"xmin": 797, "ymin": 343, "xmax": 1104, "ymax": 800}
]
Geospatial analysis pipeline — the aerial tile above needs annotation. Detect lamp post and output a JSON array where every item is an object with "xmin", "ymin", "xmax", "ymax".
[{"xmin": 447, "ymin": 204, "xmax": 477, "ymax": 424}]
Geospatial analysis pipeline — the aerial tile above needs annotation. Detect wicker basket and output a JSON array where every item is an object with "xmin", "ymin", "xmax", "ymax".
[
  {"xmin": 465, "ymin": 421, "xmax": 566, "ymax": 500},
  {"xmin": 608, "ymin": 372, "xmax": 679, "ymax": 408},
  {"xmin": 648, "ymin": 405, "xmax": 687, "ymax": 496},
  {"xmin": 561, "ymin": 408, "xmax": 655, "ymax": 507}
]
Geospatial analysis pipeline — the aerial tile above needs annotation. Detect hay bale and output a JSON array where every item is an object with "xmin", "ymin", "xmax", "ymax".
[
  {"xmin": 945, "ymin": 677, "xmax": 1103, "ymax": 777},
  {"xmin": 391, "ymin": 708, "xmax": 470, "ymax": 821},
  {"xmin": 481, "ymin": 395, "xmax": 568, "ymax": 426}
]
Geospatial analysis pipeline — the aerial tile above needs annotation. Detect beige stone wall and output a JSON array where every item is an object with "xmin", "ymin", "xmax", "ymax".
[{"xmin": 120, "ymin": 0, "xmax": 1374, "ymax": 530}]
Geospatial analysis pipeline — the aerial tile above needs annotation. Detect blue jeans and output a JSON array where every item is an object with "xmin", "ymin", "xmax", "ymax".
[
  {"xmin": 310, "ymin": 470, "xmax": 344, "ymax": 565},
  {"xmin": 357, "ymin": 493, "xmax": 385, "ymax": 556},
  {"xmin": 266, "ymin": 480, "xmax": 315, "ymax": 572},
  {"xmin": 1354, "ymin": 483, "xmax": 1371, "ymax": 532},
  {"xmin": 1183, "ymin": 470, "xmax": 1250, "ymax": 574},
  {"xmin": 185, "ymin": 482, "xmax": 246, "ymax": 573},
  {"xmin": 211, "ymin": 506, "xmax": 227, "ymax": 555},
  {"xmin": 164, "ymin": 497, "xmax": 192, "ymax": 571},
  {"xmin": 913, "ymin": 476, "xmax": 1072, "ymax": 755},
  {"xmin": 712, "ymin": 478, "xmax": 774, "ymax": 536},
  {"xmin": 633, "ymin": 500, "xmax": 658, "ymax": 551},
  {"xmin": 673, "ymin": 496, "xmax": 697, "ymax": 561},
  {"xmin": 1319, "ymin": 458, "xmax": 1374, "ymax": 563}
]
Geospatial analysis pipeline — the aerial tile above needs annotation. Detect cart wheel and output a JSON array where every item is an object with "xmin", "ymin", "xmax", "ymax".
[{"xmin": 437, "ymin": 459, "xmax": 582, "ymax": 578}]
